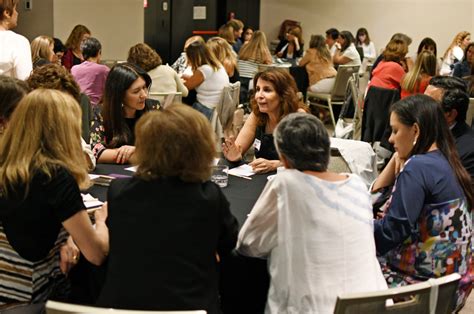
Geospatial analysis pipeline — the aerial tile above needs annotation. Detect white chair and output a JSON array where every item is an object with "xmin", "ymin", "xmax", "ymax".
[
  {"xmin": 306, "ymin": 65, "xmax": 360, "ymax": 128},
  {"xmin": 466, "ymin": 98, "xmax": 474, "ymax": 127},
  {"xmin": 333, "ymin": 273, "xmax": 461, "ymax": 314},
  {"xmin": 46, "ymin": 300, "xmax": 206, "ymax": 314},
  {"xmin": 148, "ymin": 92, "xmax": 183, "ymax": 109}
]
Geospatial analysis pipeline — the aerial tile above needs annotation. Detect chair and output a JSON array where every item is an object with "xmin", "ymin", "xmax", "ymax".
[
  {"xmin": 466, "ymin": 98, "xmax": 474, "ymax": 126},
  {"xmin": 328, "ymin": 147, "xmax": 351, "ymax": 174},
  {"xmin": 148, "ymin": 92, "xmax": 183, "ymax": 109},
  {"xmin": 333, "ymin": 273, "xmax": 461, "ymax": 314},
  {"xmin": 306, "ymin": 65, "xmax": 360, "ymax": 128},
  {"xmin": 79, "ymin": 93, "xmax": 92, "ymax": 144},
  {"xmin": 216, "ymin": 82, "xmax": 240, "ymax": 137},
  {"xmin": 46, "ymin": 300, "xmax": 207, "ymax": 314}
]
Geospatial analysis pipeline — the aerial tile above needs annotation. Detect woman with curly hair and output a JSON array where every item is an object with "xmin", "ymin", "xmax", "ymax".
[
  {"xmin": 440, "ymin": 31, "xmax": 470, "ymax": 76},
  {"xmin": 127, "ymin": 43, "xmax": 188, "ymax": 98},
  {"xmin": 62, "ymin": 24, "xmax": 91, "ymax": 71},
  {"xmin": 222, "ymin": 68, "xmax": 307, "ymax": 173}
]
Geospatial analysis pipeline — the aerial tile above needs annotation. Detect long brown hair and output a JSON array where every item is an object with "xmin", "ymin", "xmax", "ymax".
[
  {"xmin": 443, "ymin": 31, "xmax": 470, "ymax": 59},
  {"xmin": 238, "ymin": 30, "xmax": 272, "ymax": 64},
  {"xmin": 0, "ymin": 89, "xmax": 90, "ymax": 198},
  {"xmin": 251, "ymin": 69, "xmax": 306, "ymax": 126},
  {"xmin": 185, "ymin": 41, "xmax": 222, "ymax": 72},
  {"xmin": 65, "ymin": 24, "xmax": 91, "ymax": 50},
  {"xmin": 390, "ymin": 95, "xmax": 473, "ymax": 209}
]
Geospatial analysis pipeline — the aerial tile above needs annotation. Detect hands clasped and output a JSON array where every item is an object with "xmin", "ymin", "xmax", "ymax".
[{"xmin": 115, "ymin": 145, "xmax": 135, "ymax": 164}]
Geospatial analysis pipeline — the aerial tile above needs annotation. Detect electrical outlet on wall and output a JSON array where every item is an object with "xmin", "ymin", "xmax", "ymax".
[{"xmin": 25, "ymin": 0, "xmax": 32, "ymax": 11}]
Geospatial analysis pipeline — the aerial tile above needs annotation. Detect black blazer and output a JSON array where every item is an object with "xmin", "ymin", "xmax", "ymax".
[{"xmin": 452, "ymin": 121, "xmax": 474, "ymax": 181}]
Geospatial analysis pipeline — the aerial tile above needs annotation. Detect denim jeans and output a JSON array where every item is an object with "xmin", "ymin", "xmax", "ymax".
[{"xmin": 192, "ymin": 102, "xmax": 213, "ymax": 121}]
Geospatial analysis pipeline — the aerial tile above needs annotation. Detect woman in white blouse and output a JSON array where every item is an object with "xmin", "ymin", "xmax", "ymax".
[
  {"xmin": 0, "ymin": 0, "xmax": 32, "ymax": 80},
  {"xmin": 333, "ymin": 30, "xmax": 362, "ymax": 67},
  {"xmin": 237, "ymin": 113, "xmax": 387, "ymax": 314},
  {"xmin": 356, "ymin": 27, "xmax": 376, "ymax": 61},
  {"xmin": 440, "ymin": 31, "xmax": 470, "ymax": 76}
]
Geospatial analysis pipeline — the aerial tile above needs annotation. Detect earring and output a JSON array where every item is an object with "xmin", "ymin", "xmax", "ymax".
[{"xmin": 413, "ymin": 138, "xmax": 417, "ymax": 146}]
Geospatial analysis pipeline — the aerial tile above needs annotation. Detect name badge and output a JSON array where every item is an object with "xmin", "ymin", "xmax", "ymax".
[{"xmin": 253, "ymin": 138, "xmax": 261, "ymax": 151}]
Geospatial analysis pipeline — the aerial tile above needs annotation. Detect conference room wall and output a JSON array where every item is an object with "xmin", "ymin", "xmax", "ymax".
[
  {"xmin": 260, "ymin": 0, "xmax": 474, "ymax": 59},
  {"xmin": 14, "ymin": 0, "xmax": 54, "ymax": 41}
]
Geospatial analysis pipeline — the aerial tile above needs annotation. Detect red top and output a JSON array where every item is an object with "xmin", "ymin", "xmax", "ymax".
[
  {"xmin": 400, "ymin": 75, "xmax": 432, "ymax": 99},
  {"xmin": 368, "ymin": 61, "xmax": 405, "ymax": 90}
]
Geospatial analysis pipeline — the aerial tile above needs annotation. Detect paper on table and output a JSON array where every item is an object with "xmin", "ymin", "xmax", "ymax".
[
  {"xmin": 81, "ymin": 193, "xmax": 104, "ymax": 209},
  {"xmin": 125, "ymin": 166, "xmax": 137, "ymax": 172},
  {"xmin": 228, "ymin": 164, "xmax": 255, "ymax": 177},
  {"xmin": 89, "ymin": 174, "xmax": 100, "ymax": 180}
]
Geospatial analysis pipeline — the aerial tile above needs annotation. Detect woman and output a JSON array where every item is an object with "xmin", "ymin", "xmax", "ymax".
[
  {"xmin": 440, "ymin": 31, "xmax": 470, "ymax": 76},
  {"xmin": 207, "ymin": 36, "xmax": 240, "ymax": 83},
  {"xmin": 170, "ymin": 35, "xmax": 204, "ymax": 75},
  {"xmin": 275, "ymin": 25, "xmax": 304, "ymax": 60},
  {"xmin": 416, "ymin": 37, "xmax": 437, "ymax": 58},
  {"xmin": 299, "ymin": 34, "xmax": 337, "ymax": 93},
  {"xmin": 0, "ymin": 75, "xmax": 28, "ymax": 135},
  {"xmin": 367, "ymin": 39, "xmax": 408, "ymax": 91},
  {"xmin": 237, "ymin": 113, "xmax": 387, "ymax": 313},
  {"xmin": 226, "ymin": 18, "xmax": 244, "ymax": 53},
  {"xmin": 71, "ymin": 37, "xmax": 110, "ymax": 106},
  {"xmin": 356, "ymin": 27, "xmax": 376, "ymax": 61},
  {"xmin": 97, "ymin": 105, "xmax": 238, "ymax": 313},
  {"xmin": 62, "ymin": 24, "xmax": 91, "ymax": 71},
  {"xmin": 53, "ymin": 37, "xmax": 66, "ymax": 65},
  {"xmin": 27, "ymin": 63, "xmax": 96, "ymax": 169},
  {"xmin": 453, "ymin": 42, "xmax": 474, "ymax": 78},
  {"xmin": 91, "ymin": 63, "xmax": 159, "ymax": 164},
  {"xmin": 183, "ymin": 41, "xmax": 229, "ymax": 121},
  {"xmin": 242, "ymin": 26, "xmax": 254, "ymax": 46},
  {"xmin": 0, "ymin": 89, "xmax": 109, "ymax": 311},
  {"xmin": 222, "ymin": 68, "xmax": 307, "ymax": 173},
  {"xmin": 0, "ymin": 0, "xmax": 32, "ymax": 79},
  {"xmin": 127, "ymin": 42, "xmax": 188, "ymax": 98},
  {"xmin": 333, "ymin": 30, "xmax": 362, "ymax": 67},
  {"xmin": 30, "ymin": 35, "xmax": 55, "ymax": 68},
  {"xmin": 372, "ymin": 95, "xmax": 473, "ymax": 311},
  {"xmin": 400, "ymin": 51, "xmax": 437, "ymax": 98}
]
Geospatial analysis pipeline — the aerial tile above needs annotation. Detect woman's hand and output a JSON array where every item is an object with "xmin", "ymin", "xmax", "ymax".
[
  {"xmin": 115, "ymin": 145, "xmax": 135, "ymax": 164},
  {"xmin": 249, "ymin": 158, "xmax": 279, "ymax": 173},
  {"xmin": 95, "ymin": 202, "xmax": 108, "ymax": 225},
  {"xmin": 222, "ymin": 136, "xmax": 242, "ymax": 162},
  {"xmin": 59, "ymin": 236, "xmax": 80, "ymax": 274}
]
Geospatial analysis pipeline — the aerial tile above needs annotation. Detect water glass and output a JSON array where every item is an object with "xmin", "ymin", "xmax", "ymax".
[{"xmin": 211, "ymin": 165, "xmax": 229, "ymax": 188}]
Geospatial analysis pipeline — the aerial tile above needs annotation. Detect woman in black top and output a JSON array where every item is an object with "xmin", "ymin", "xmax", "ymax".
[
  {"xmin": 0, "ymin": 89, "xmax": 109, "ymax": 311},
  {"xmin": 97, "ymin": 105, "xmax": 238, "ymax": 313},
  {"xmin": 222, "ymin": 68, "xmax": 307, "ymax": 173},
  {"xmin": 90, "ymin": 63, "xmax": 159, "ymax": 164}
]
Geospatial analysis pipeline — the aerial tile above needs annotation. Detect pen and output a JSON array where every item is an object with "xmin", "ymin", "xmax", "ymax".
[{"xmin": 228, "ymin": 173, "xmax": 252, "ymax": 180}]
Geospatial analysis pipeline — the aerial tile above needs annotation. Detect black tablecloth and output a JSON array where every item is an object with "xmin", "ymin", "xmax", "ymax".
[{"xmin": 72, "ymin": 163, "xmax": 270, "ymax": 313}]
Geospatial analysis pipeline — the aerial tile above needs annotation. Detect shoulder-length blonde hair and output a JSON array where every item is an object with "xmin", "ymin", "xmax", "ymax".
[
  {"xmin": 0, "ymin": 89, "xmax": 90, "ymax": 197},
  {"xmin": 207, "ymin": 37, "xmax": 237, "ymax": 71},
  {"xmin": 185, "ymin": 41, "xmax": 222, "ymax": 72},
  {"xmin": 134, "ymin": 104, "xmax": 215, "ymax": 183},
  {"xmin": 401, "ymin": 51, "xmax": 437, "ymax": 93},
  {"xmin": 65, "ymin": 24, "xmax": 91, "ymax": 50},
  {"xmin": 238, "ymin": 30, "xmax": 272, "ymax": 64},
  {"xmin": 443, "ymin": 31, "xmax": 470, "ymax": 59},
  {"xmin": 251, "ymin": 69, "xmax": 307, "ymax": 126},
  {"xmin": 309, "ymin": 34, "xmax": 332, "ymax": 65},
  {"xmin": 31, "ymin": 35, "xmax": 54, "ymax": 65}
]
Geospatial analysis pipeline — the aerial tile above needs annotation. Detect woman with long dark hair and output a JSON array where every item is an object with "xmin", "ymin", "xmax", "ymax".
[
  {"xmin": 90, "ymin": 63, "xmax": 159, "ymax": 164},
  {"xmin": 372, "ymin": 94, "xmax": 473, "ymax": 311}
]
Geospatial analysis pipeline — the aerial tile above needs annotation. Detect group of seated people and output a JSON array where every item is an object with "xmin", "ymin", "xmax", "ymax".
[{"xmin": 1, "ymin": 2, "xmax": 474, "ymax": 313}]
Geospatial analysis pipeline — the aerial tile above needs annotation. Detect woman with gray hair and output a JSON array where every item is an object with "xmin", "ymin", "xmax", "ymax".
[{"xmin": 237, "ymin": 113, "xmax": 387, "ymax": 313}]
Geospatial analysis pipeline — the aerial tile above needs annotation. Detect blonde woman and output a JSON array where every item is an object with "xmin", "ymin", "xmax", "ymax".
[
  {"xmin": 440, "ymin": 31, "xmax": 470, "ymax": 76},
  {"xmin": 62, "ymin": 24, "xmax": 91, "ymax": 71},
  {"xmin": 299, "ymin": 34, "xmax": 337, "ymax": 93},
  {"xmin": 30, "ymin": 35, "xmax": 55, "ymax": 68},
  {"xmin": 401, "ymin": 51, "xmax": 437, "ymax": 98},
  {"xmin": 183, "ymin": 41, "xmax": 229, "ymax": 120},
  {"xmin": 0, "ymin": 89, "xmax": 108, "ymax": 311},
  {"xmin": 207, "ymin": 36, "xmax": 239, "ymax": 82}
]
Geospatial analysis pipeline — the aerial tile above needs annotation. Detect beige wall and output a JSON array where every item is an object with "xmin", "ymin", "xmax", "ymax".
[
  {"xmin": 260, "ymin": 0, "xmax": 474, "ymax": 58},
  {"xmin": 53, "ymin": 0, "xmax": 144, "ymax": 60},
  {"xmin": 15, "ymin": 0, "xmax": 54, "ymax": 40}
]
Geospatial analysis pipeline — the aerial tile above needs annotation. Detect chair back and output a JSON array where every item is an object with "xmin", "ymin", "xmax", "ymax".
[
  {"xmin": 216, "ymin": 82, "xmax": 240, "ymax": 133},
  {"xmin": 328, "ymin": 148, "xmax": 351, "ymax": 173},
  {"xmin": 333, "ymin": 273, "xmax": 461, "ymax": 314},
  {"xmin": 466, "ymin": 98, "xmax": 474, "ymax": 126},
  {"xmin": 79, "ymin": 93, "xmax": 92, "ymax": 144},
  {"xmin": 148, "ymin": 92, "xmax": 183, "ymax": 109},
  {"xmin": 331, "ymin": 65, "xmax": 360, "ymax": 100},
  {"xmin": 46, "ymin": 300, "xmax": 207, "ymax": 314},
  {"xmin": 237, "ymin": 60, "xmax": 259, "ymax": 79}
]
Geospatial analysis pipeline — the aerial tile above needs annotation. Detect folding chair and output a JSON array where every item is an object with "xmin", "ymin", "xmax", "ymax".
[
  {"xmin": 148, "ymin": 92, "xmax": 183, "ymax": 109},
  {"xmin": 46, "ymin": 300, "xmax": 206, "ymax": 314},
  {"xmin": 466, "ymin": 98, "xmax": 474, "ymax": 126},
  {"xmin": 216, "ymin": 82, "xmax": 241, "ymax": 138},
  {"xmin": 333, "ymin": 273, "xmax": 461, "ymax": 314},
  {"xmin": 306, "ymin": 65, "xmax": 360, "ymax": 128}
]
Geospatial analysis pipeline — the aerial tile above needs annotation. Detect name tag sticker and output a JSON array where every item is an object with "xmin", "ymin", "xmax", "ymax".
[{"xmin": 253, "ymin": 138, "xmax": 261, "ymax": 151}]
